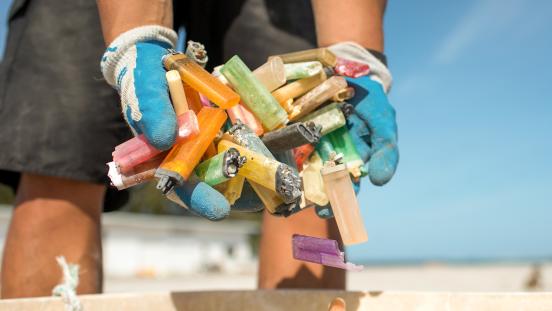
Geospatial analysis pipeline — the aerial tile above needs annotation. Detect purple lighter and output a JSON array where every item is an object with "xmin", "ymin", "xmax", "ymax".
[{"xmin": 292, "ymin": 234, "xmax": 363, "ymax": 271}]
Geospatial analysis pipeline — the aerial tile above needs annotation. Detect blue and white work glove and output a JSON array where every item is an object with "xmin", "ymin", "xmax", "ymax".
[
  {"xmin": 316, "ymin": 42, "xmax": 399, "ymax": 218},
  {"xmin": 101, "ymin": 26, "xmax": 230, "ymax": 220}
]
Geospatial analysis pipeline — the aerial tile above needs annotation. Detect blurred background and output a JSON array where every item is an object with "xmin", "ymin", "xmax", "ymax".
[{"xmin": 0, "ymin": 0, "xmax": 551, "ymax": 292}]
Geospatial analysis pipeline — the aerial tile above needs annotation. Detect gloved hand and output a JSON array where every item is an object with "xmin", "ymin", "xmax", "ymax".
[
  {"xmin": 101, "ymin": 26, "xmax": 231, "ymax": 220},
  {"xmin": 316, "ymin": 42, "xmax": 399, "ymax": 218},
  {"xmin": 101, "ymin": 26, "xmax": 178, "ymax": 151}
]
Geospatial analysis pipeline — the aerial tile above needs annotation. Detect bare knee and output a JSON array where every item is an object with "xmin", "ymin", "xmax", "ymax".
[{"xmin": 1, "ymin": 173, "xmax": 105, "ymax": 298}]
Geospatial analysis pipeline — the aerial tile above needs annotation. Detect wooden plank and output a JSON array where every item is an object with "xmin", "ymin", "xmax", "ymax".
[{"xmin": 1, "ymin": 290, "xmax": 552, "ymax": 311}]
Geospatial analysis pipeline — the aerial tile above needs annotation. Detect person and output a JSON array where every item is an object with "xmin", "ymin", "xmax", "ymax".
[{"xmin": 0, "ymin": 0, "xmax": 397, "ymax": 297}]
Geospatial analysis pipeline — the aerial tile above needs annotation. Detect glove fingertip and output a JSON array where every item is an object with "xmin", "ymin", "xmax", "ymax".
[
  {"xmin": 174, "ymin": 181, "xmax": 230, "ymax": 221},
  {"xmin": 141, "ymin": 116, "xmax": 177, "ymax": 151},
  {"xmin": 368, "ymin": 144, "xmax": 399, "ymax": 186}
]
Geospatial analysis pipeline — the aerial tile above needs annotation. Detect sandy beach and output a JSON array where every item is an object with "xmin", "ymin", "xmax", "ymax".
[{"xmin": 105, "ymin": 262, "xmax": 552, "ymax": 293}]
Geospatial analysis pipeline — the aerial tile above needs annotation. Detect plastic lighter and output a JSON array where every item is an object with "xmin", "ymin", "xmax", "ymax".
[
  {"xmin": 284, "ymin": 61, "xmax": 323, "ymax": 80},
  {"xmin": 221, "ymin": 175, "xmax": 245, "ymax": 205},
  {"xmin": 321, "ymin": 163, "xmax": 368, "ymax": 245},
  {"xmin": 292, "ymin": 234, "xmax": 363, "ymax": 270},
  {"xmin": 107, "ymin": 151, "xmax": 167, "ymax": 190},
  {"xmin": 156, "ymin": 107, "xmax": 227, "ymax": 193},
  {"xmin": 262, "ymin": 122, "xmax": 321, "ymax": 151},
  {"xmin": 111, "ymin": 112, "xmax": 198, "ymax": 175},
  {"xmin": 218, "ymin": 140, "xmax": 302, "ymax": 204},
  {"xmin": 185, "ymin": 41, "xmax": 208, "ymax": 68},
  {"xmin": 334, "ymin": 57, "xmax": 370, "ymax": 78},
  {"xmin": 221, "ymin": 56, "xmax": 288, "ymax": 131},
  {"xmin": 212, "ymin": 66, "xmax": 265, "ymax": 137},
  {"xmin": 301, "ymin": 152, "xmax": 328, "ymax": 206},
  {"xmin": 226, "ymin": 122, "xmax": 288, "ymax": 214},
  {"xmin": 300, "ymin": 102, "xmax": 352, "ymax": 136},
  {"xmin": 271, "ymin": 68, "xmax": 334, "ymax": 111},
  {"xmin": 163, "ymin": 52, "xmax": 239, "ymax": 109},
  {"xmin": 226, "ymin": 103, "xmax": 264, "ymax": 137},
  {"xmin": 293, "ymin": 143, "xmax": 315, "ymax": 171},
  {"xmin": 326, "ymin": 126, "xmax": 364, "ymax": 178},
  {"xmin": 166, "ymin": 70, "xmax": 200, "ymax": 138},
  {"xmin": 332, "ymin": 87, "xmax": 355, "ymax": 102},
  {"xmin": 194, "ymin": 148, "xmax": 246, "ymax": 186},
  {"xmin": 289, "ymin": 76, "xmax": 348, "ymax": 120},
  {"xmin": 252, "ymin": 56, "xmax": 286, "ymax": 92},
  {"xmin": 273, "ymin": 48, "xmax": 337, "ymax": 67},
  {"xmin": 315, "ymin": 135, "xmax": 337, "ymax": 163}
]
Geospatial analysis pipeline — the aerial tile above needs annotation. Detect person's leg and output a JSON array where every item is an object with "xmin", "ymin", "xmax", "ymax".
[
  {"xmin": 1, "ymin": 173, "xmax": 105, "ymax": 298},
  {"xmin": 258, "ymin": 208, "xmax": 346, "ymax": 289}
]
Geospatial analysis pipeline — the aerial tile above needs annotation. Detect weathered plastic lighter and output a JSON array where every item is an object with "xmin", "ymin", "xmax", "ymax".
[
  {"xmin": 271, "ymin": 67, "xmax": 334, "ymax": 111},
  {"xmin": 163, "ymin": 51, "xmax": 239, "ymax": 109},
  {"xmin": 289, "ymin": 76, "xmax": 348, "ymax": 120},
  {"xmin": 226, "ymin": 122, "xmax": 288, "ymax": 214},
  {"xmin": 221, "ymin": 55, "xmax": 288, "ymax": 131},
  {"xmin": 262, "ymin": 122, "xmax": 321, "ymax": 152},
  {"xmin": 194, "ymin": 148, "xmax": 247, "ymax": 186},
  {"xmin": 292, "ymin": 234, "xmax": 363, "ymax": 270},
  {"xmin": 300, "ymin": 102, "xmax": 353, "ymax": 136},
  {"xmin": 107, "ymin": 151, "xmax": 167, "ymax": 190},
  {"xmin": 156, "ymin": 107, "xmax": 227, "ymax": 194},
  {"xmin": 272, "ymin": 48, "xmax": 337, "ymax": 67},
  {"xmin": 218, "ymin": 140, "xmax": 302, "ymax": 205},
  {"xmin": 252, "ymin": 56, "xmax": 286, "ymax": 92},
  {"xmin": 326, "ymin": 126, "xmax": 364, "ymax": 178},
  {"xmin": 321, "ymin": 162, "xmax": 368, "ymax": 245},
  {"xmin": 284, "ymin": 61, "xmax": 323, "ymax": 80}
]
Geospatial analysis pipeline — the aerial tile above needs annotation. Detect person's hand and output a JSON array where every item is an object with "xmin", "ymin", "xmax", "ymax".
[
  {"xmin": 101, "ymin": 26, "xmax": 231, "ymax": 220},
  {"xmin": 101, "ymin": 26, "xmax": 178, "ymax": 151},
  {"xmin": 315, "ymin": 42, "xmax": 399, "ymax": 218}
]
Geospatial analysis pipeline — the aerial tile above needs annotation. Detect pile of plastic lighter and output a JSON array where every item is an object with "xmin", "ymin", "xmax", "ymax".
[{"xmin": 107, "ymin": 41, "xmax": 369, "ymax": 271}]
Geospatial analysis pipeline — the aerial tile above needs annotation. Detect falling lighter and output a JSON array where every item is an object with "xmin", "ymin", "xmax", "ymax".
[
  {"xmin": 326, "ymin": 126, "xmax": 364, "ymax": 178},
  {"xmin": 300, "ymin": 102, "xmax": 353, "ymax": 136},
  {"xmin": 218, "ymin": 140, "xmax": 302, "ymax": 204},
  {"xmin": 272, "ymin": 48, "xmax": 338, "ymax": 67},
  {"xmin": 289, "ymin": 76, "xmax": 348, "ymax": 120},
  {"xmin": 321, "ymin": 162, "xmax": 368, "ymax": 245},
  {"xmin": 284, "ymin": 61, "xmax": 323, "ymax": 80},
  {"xmin": 252, "ymin": 56, "xmax": 286, "ymax": 92},
  {"xmin": 156, "ymin": 107, "xmax": 227, "ymax": 194},
  {"xmin": 221, "ymin": 55, "xmax": 288, "ymax": 131},
  {"xmin": 292, "ymin": 234, "xmax": 363, "ymax": 271},
  {"xmin": 163, "ymin": 51, "xmax": 240, "ymax": 109},
  {"xmin": 261, "ymin": 122, "xmax": 321, "ymax": 152},
  {"xmin": 194, "ymin": 148, "xmax": 247, "ymax": 186},
  {"xmin": 271, "ymin": 67, "xmax": 334, "ymax": 111}
]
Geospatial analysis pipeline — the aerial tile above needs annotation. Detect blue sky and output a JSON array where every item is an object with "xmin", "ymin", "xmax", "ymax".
[{"xmin": 1, "ymin": 0, "xmax": 551, "ymax": 263}]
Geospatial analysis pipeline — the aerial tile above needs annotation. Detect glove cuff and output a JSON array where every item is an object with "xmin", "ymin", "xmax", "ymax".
[
  {"xmin": 101, "ymin": 25, "xmax": 178, "ymax": 87},
  {"xmin": 329, "ymin": 41, "xmax": 393, "ymax": 93}
]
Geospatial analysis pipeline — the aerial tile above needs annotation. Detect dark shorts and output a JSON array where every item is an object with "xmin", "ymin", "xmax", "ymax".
[{"xmin": 0, "ymin": 0, "xmax": 315, "ymax": 211}]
